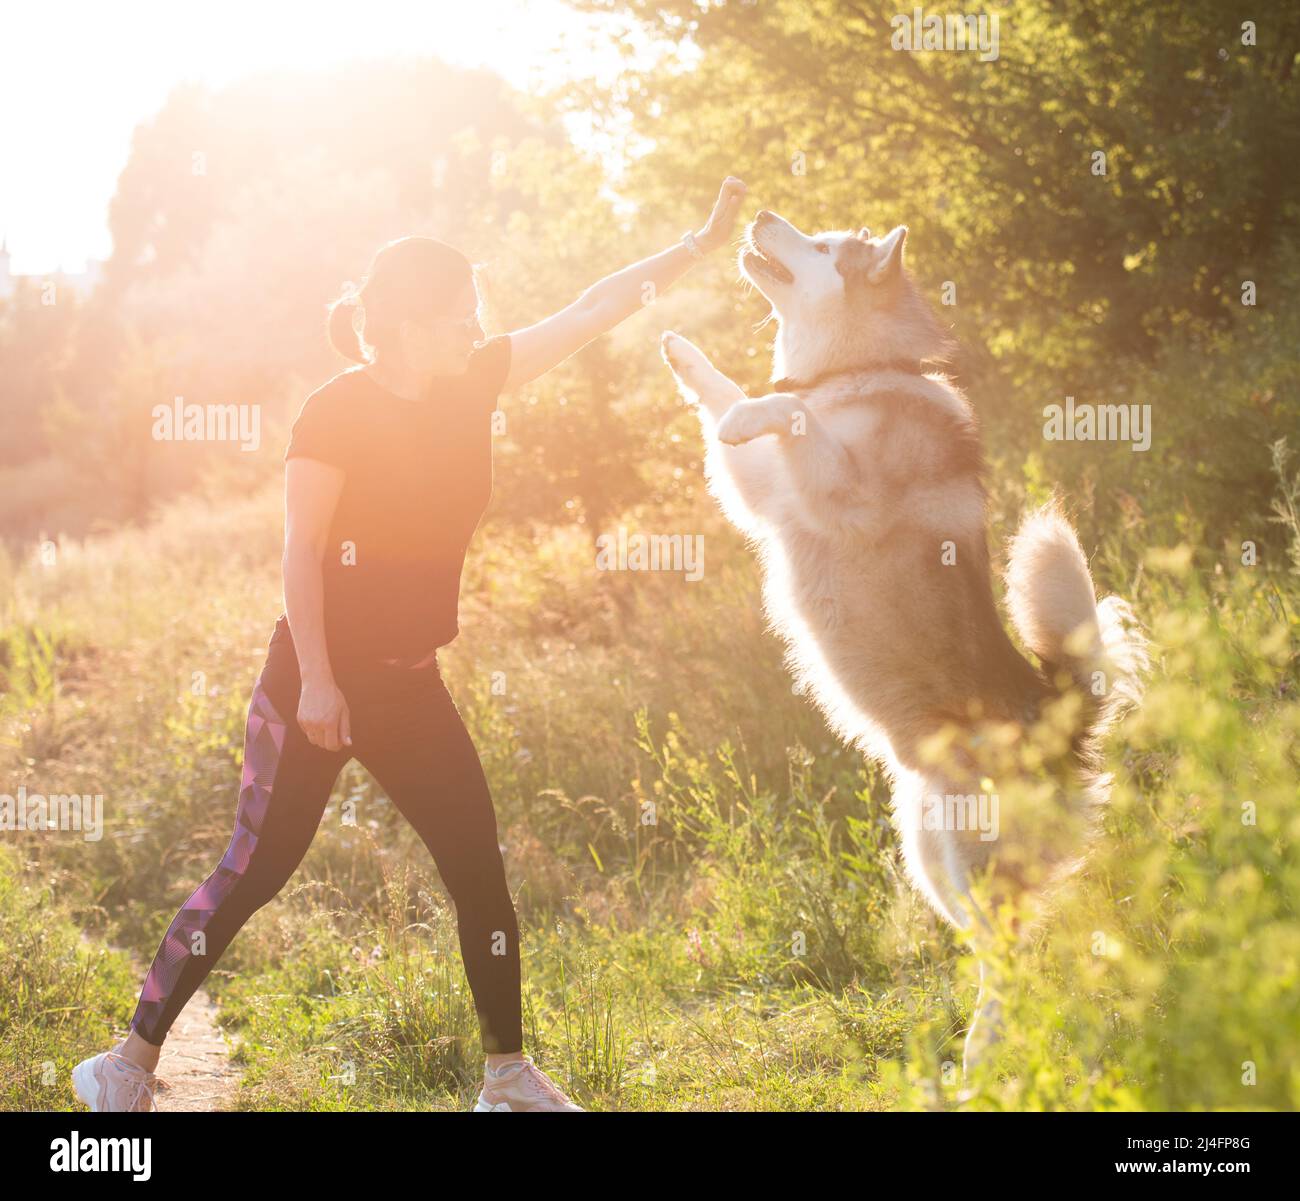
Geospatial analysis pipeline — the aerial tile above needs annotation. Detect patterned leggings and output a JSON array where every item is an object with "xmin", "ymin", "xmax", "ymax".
[{"xmin": 129, "ymin": 619, "xmax": 522, "ymax": 1053}]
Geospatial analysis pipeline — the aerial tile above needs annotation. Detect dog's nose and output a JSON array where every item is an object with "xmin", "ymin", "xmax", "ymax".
[{"xmin": 754, "ymin": 209, "xmax": 774, "ymax": 225}]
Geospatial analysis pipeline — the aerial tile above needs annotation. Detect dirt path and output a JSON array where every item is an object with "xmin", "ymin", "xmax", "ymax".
[{"xmin": 152, "ymin": 987, "xmax": 240, "ymax": 1112}]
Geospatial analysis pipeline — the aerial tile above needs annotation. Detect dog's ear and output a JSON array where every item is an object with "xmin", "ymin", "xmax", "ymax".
[
  {"xmin": 867, "ymin": 225, "xmax": 908, "ymax": 284},
  {"xmin": 856, "ymin": 226, "xmax": 871, "ymax": 240},
  {"xmin": 835, "ymin": 237, "xmax": 876, "ymax": 289}
]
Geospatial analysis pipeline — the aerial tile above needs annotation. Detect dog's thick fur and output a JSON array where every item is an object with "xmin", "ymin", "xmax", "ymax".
[{"xmin": 662, "ymin": 211, "xmax": 1147, "ymax": 1070}]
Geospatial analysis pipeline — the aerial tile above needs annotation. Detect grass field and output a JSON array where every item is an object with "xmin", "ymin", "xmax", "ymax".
[{"xmin": 2, "ymin": 474, "xmax": 1298, "ymax": 1112}]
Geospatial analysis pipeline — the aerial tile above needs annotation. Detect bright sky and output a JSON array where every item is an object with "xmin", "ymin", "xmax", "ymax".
[{"xmin": 1, "ymin": 0, "xmax": 628, "ymax": 274}]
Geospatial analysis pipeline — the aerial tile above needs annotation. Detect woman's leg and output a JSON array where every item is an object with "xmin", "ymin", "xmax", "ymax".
[
  {"xmin": 127, "ymin": 655, "xmax": 348, "ymax": 1053},
  {"xmin": 353, "ymin": 670, "xmax": 523, "ymax": 1055}
]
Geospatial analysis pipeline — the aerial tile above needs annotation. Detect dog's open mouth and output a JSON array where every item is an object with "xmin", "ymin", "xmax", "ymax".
[{"xmin": 743, "ymin": 239, "xmax": 794, "ymax": 284}]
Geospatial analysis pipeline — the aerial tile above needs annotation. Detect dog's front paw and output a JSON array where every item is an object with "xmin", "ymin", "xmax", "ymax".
[
  {"xmin": 716, "ymin": 401, "xmax": 779, "ymax": 446},
  {"xmin": 660, "ymin": 331, "xmax": 712, "ymax": 394}
]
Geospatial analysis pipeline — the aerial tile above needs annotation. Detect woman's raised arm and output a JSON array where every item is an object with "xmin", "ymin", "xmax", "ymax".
[{"xmin": 501, "ymin": 177, "xmax": 747, "ymax": 392}]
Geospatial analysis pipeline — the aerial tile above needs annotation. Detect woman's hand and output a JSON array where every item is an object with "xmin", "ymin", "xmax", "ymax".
[
  {"xmin": 693, "ymin": 176, "xmax": 748, "ymax": 255},
  {"xmin": 297, "ymin": 677, "xmax": 352, "ymax": 752},
  {"xmin": 499, "ymin": 174, "xmax": 749, "ymax": 391}
]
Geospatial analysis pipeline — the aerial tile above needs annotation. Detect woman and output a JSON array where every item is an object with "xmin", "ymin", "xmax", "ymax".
[{"xmin": 72, "ymin": 177, "xmax": 747, "ymax": 1113}]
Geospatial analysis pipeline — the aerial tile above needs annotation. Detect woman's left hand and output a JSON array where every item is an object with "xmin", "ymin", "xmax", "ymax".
[{"xmin": 693, "ymin": 176, "xmax": 748, "ymax": 255}]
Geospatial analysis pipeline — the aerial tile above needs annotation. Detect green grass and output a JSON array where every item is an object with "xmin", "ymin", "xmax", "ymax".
[
  {"xmin": 1, "ymin": 477, "xmax": 1297, "ymax": 1111},
  {"xmin": 0, "ymin": 847, "xmax": 140, "ymax": 1110}
]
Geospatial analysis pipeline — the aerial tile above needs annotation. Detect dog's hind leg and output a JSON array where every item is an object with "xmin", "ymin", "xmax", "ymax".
[
  {"xmin": 908, "ymin": 813, "xmax": 1005, "ymax": 1086},
  {"xmin": 963, "ymin": 954, "xmax": 1004, "ymax": 1078},
  {"xmin": 951, "ymin": 882, "xmax": 1005, "ymax": 1086}
]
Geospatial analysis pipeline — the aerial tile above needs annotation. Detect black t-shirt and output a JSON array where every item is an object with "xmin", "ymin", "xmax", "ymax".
[{"xmin": 283, "ymin": 335, "xmax": 511, "ymax": 669}]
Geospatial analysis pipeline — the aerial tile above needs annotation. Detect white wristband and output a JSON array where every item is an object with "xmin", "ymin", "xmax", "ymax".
[{"xmin": 681, "ymin": 230, "xmax": 705, "ymax": 260}]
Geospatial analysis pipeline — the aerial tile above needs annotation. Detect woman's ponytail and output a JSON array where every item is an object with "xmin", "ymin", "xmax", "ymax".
[{"xmin": 327, "ymin": 290, "xmax": 368, "ymax": 363}]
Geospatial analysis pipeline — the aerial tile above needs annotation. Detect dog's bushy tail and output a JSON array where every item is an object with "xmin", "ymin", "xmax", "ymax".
[{"xmin": 1005, "ymin": 504, "xmax": 1148, "ymax": 747}]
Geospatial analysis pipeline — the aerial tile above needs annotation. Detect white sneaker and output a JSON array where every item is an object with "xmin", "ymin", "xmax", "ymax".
[
  {"xmin": 72, "ymin": 1044, "xmax": 165, "ymax": 1112},
  {"xmin": 473, "ymin": 1056, "xmax": 584, "ymax": 1112}
]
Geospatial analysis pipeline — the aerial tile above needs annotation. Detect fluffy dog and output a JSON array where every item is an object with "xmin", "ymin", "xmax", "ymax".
[{"xmin": 662, "ymin": 210, "xmax": 1146, "ymax": 1071}]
